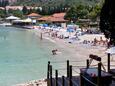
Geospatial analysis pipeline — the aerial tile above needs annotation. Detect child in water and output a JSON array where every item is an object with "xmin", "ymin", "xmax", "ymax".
[{"xmin": 52, "ymin": 49, "xmax": 58, "ymax": 55}]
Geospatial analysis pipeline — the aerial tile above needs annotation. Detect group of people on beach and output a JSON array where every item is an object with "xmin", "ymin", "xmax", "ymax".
[{"xmin": 83, "ymin": 37, "xmax": 108, "ymax": 47}]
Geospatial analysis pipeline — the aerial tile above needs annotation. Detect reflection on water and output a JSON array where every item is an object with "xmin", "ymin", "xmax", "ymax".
[{"xmin": 0, "ymin": 28, "xmax": 8, "ymax": 40}]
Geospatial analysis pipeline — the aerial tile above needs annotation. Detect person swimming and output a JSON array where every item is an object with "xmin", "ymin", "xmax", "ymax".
[{"xmin": 52, "ymin": 49, "xmax": 58, "ymax": 55}]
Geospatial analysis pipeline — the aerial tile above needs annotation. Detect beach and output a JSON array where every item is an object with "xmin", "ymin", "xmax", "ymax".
[{"xmin": 14, "ymin": 27, "xmax": 112, "ymax": 86}]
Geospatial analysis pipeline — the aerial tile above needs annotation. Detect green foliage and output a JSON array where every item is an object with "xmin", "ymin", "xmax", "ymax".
[
  {"xmin": 64, "ymin": 6, "xmax": 77, "ymax": 22},
  {"xmin": 100, "ymin": 0, "xmax": 115, "ymax": 45},
  {"xmin": 10, "ymin": 0, "xmax": 102, "ymax": 21},
  {"xmin": 8, "ymin": 9, "xmax": 23, "ymax": 18},
  {"xmin": 0, "ymin": 10, "xmax": 5, "ymax": 18},
  {"xmin": 76, "ymin": 5, "xmax": 89, "ymax": 19},
  {"xmin": 22, "ymin": 6, "xmax": 29, "ymax": 15},
  {"xmin": 14, "ymin": 0, "xmax": 102, "ymax": 17},
  {"xmin": 65, "ymin": 4, "xmax": 90, "ymax": 22},
  {"xmin": 88, "ymin": 4, "xmax": 101, "ymax": 19}
]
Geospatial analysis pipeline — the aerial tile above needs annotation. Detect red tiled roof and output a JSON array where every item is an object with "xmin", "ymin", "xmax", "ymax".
[
  {"xmin": 38, "ymin": 16, "xmax": 68, "ymax": 22},
  {"xmin": 52, "ymin": 13, "xmax": 66, "ymax": 18},
  {"xmin": 48, "ymin": 17, "xmax": 68, "ymax": 22},
  {"xmin": 27, "ymin": 13, "xmax": 41, "ymax": 17},
  {"xmin": 37, "ymin": 16, "xmax": 52, "ymax": 21}
]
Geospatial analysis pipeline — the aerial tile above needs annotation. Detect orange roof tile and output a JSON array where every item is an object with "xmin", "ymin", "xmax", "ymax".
[
  {"xmin": 52, "ymin": 13, "xmax": 66, "ymax": 18},
  {"xmin": 48, "ymin": 17, "xmax": 68, "ymax": 22},
  {"xmin": 27, "ymin": 13, "xmax": 41, "ymax": 17},
  {"xmin": 38, "ymin": 15, "xmax": 68, "ymax": 22},
  {"xmin": 37, "ymin": 16, "xmax": 52, "ymax": 21}
]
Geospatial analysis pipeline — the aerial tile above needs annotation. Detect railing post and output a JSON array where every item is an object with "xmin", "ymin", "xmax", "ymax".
[
  {"xmin": 67, "ymin": 60, "xmax": 69, "ymax": 78},
  {"xmin": 69, "ymin": 65, "xmax": 72, "ymax": 86},
  {"xmin": 47, "ymin": 61, "xmax": 50, "ymax": 79},
  {"xmin": 50, "ymin": 65, "xmax": 53, "ymax": 86},
  {"xmin": 62, "ymin": 76, "xmax": 65, "ymax": 86},
  {"xmin": 55, "ymin": 70, "xmax": 58, "ymax": 86},
  {"xmin": 107, "ymin": 53, "xmax": 110, "ymax": 72},
  {"xmin": 86, "ymin": 59, "xmax": 89, "ymax": 68},
  {"xmin": 47, "ymin": 61, "xmax": 50, "ymax": 86},
  {"xmin": 98, "ymin": 62, "xmax": 101, "ymax": 86},
  {"xmin": 80, "ymin": 73, "xmax": 84, "ymax": 86}
]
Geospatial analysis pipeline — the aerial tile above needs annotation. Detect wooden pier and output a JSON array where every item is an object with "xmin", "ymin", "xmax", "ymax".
[{"xmin": 47, "ymin": 54, "xmax": 115, "ymax": 86}]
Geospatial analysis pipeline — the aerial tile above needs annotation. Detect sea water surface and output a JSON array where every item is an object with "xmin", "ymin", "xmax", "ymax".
[
  {"xmin": 0, "ymin": 26, "xmax": 84, "ymax": 86},
  {"xmin": 0, "ymin": 26, "xmax": 67, "ymax": 86}
]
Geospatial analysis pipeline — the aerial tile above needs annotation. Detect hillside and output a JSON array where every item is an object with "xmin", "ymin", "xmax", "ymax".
[{"xmin": 15, "ymin": 0, "xmax": 101, "ymax": 7}]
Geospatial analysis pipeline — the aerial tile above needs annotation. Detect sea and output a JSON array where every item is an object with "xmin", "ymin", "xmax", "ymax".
[{"xmin": 0, "ymin": 26, "xmax": 79, "ymax": 86}]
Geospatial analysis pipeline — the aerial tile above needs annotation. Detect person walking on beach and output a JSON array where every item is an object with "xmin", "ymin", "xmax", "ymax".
[{"xmin": 40, "ymin": 32, "xmax": 43, "ymax": 40}]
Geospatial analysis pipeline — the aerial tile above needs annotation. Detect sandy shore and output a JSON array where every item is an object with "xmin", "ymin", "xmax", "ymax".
[{"xmin": 14, "ymin": 28, "xmax": 113, "ymax": 86}]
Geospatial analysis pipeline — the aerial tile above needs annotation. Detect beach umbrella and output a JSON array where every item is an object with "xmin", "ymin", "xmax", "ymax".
[
  {"xmin": 106, "ymin": 47, "xmax": 115, "ymax": 55},
  {"xmin": 12, "ymin": 19, "xmax": 23, "ymax": 22},
  {"xmin": 43, "ymin": 24, "xmax": 48, "ymax": 27},
  {"xmin": 67, "ymin": 28, "xmax": 75, "ymax": 32},
  {"xmin": 23, "ymin": 18, "xmax": 32, "ymax": 22},
  {"xmin": 6, "ymin": 16, "xmax": 20, "ymax": 20}
]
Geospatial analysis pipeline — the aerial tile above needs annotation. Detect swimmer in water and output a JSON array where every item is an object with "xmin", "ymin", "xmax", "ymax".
[{"xmin": 52, "ymin": 49, "xmax": 58, "ymax": 55}]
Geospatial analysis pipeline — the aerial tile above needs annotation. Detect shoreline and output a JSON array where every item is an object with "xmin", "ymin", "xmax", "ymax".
[{"xmin": 14, "ymin": 27, "xmax": 108, "ymax": 86}]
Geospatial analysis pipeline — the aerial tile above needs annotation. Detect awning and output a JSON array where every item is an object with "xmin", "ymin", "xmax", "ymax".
[
  {"xmin": 106, "ymin": 47, "xmax": 115, "ymax": 54},
  {"xmin": 6, "ymin": 16, "xmax": 20, "ymax": 20},
  {"xmin": 23, "ymin": 18, "xmax": 32, "ymax": 22}
]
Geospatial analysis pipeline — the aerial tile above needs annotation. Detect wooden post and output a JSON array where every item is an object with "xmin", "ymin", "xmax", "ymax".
[
  {"xmin": 67, "ymin": 60, "xmax": 69, "ymax": 78},
  {"xmin": 86, "ymin": 59, "xmax": 89, "ymax": 68},
  {"xmin": 40, "ymin": 32, "xmax": 43, "ymax": 40},
  {"xmin": 47, "ymin": 61, "xmax": 50, "ymax": 86},
  {"xmin": 47, "ymin": 61, "xmax": 50, "ymax": 79},
  {"xmin": 80, "ymin": 73, "xmax": 84, "ymax": 86},
  {"xmin": 62, "ymin": 76, "xmax": 65, "ymax": 86},
  {"xmin": 55, "ymin": 70, "xmax": 58, "ymax": 86},
  {"xmin": 108, "ymin": 53, "xmax": 110, "ymax": 72},
  {"xmin": 69, "ymin": 65, "xmax": 72, "ymax": 86},
  {"xmin": 97, "ymin": 63, "xmax": 101, "ymax": 86},
  {"xmin": 50, "ymin": 65, "xmax": 53, "ymax": 86}
]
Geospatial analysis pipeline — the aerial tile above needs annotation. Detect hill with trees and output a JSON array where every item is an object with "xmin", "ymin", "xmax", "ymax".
[
  {"xmin": 0, "ymin": 0, "xmax": 103, "ymax": 23},
  {"xmin": 15, "ymin": 0, "xmax": 101, "ymax": 7}
]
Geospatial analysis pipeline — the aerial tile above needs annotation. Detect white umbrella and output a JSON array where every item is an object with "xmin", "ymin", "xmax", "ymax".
[
  {"xmin": 106, "ymin": 47, "xmax": 115, "ymax": 54},
  {"xmin": 6, "ymin": 16, "xmax": 20, "ymax": 20},
  {"xmin": 12, "ymin": 19, "xmax": 24, "ymax": 23},
  {"xmin": 23, "ymin": 18, "xmax": 32, "ymax": 22}
]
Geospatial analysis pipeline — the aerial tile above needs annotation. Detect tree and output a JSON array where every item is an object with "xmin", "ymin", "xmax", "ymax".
[
  {"xmin": 88, "ymin": 4, "xmax": 101, "ymax": 20},
  {"xmin": 0, "ymin": 9, "xmax": 5, "ymax": 18},
  {"xmin": 76, "ymin": 5, "xmax": 88, "ymax": 19},
  {"xmin": 100, "ymin": 0, "xmax": 115, "ymax": 46},
  {"xmin": 64, "ymin": 6, "xmax": 77, "ymax": 23},
  {"xmin": 22, "ymin": 6, "xmax": 28, "ymax": 15},
  {"xmin": 13, "ymin": 10, "xmax": 23, "ymax": 18}
]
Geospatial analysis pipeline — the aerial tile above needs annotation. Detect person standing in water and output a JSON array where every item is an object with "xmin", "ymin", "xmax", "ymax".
[{"xmin": 52, "ymin": 49, "xmax": 58, "ymax": 55}]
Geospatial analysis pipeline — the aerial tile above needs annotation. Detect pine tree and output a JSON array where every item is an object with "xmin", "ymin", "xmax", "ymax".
[
  {"xmin": 100, "ymin": 0, "xmax": 115, "ymax": 46},
  {"xmin": 22, "ymin": 6, "xmax": 28, "ymax": 15}
]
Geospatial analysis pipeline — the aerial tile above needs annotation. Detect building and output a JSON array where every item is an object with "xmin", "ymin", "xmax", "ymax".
[
  {"xmin": 38, "ymin": 12, "xmax": 68, "ymax": 28},
  {"xmin": 27, "ymin": 13, "xmax": 42, "ymax": 19},
  {"xmin": 5, "ymin": 6, "xmax": 36, "ymax": 11}
]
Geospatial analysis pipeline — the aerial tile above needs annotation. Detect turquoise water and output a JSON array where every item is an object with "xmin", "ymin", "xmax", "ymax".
[{"xmin": 0, "ymin": 26, "xmax": 61, "ymax": 86}]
